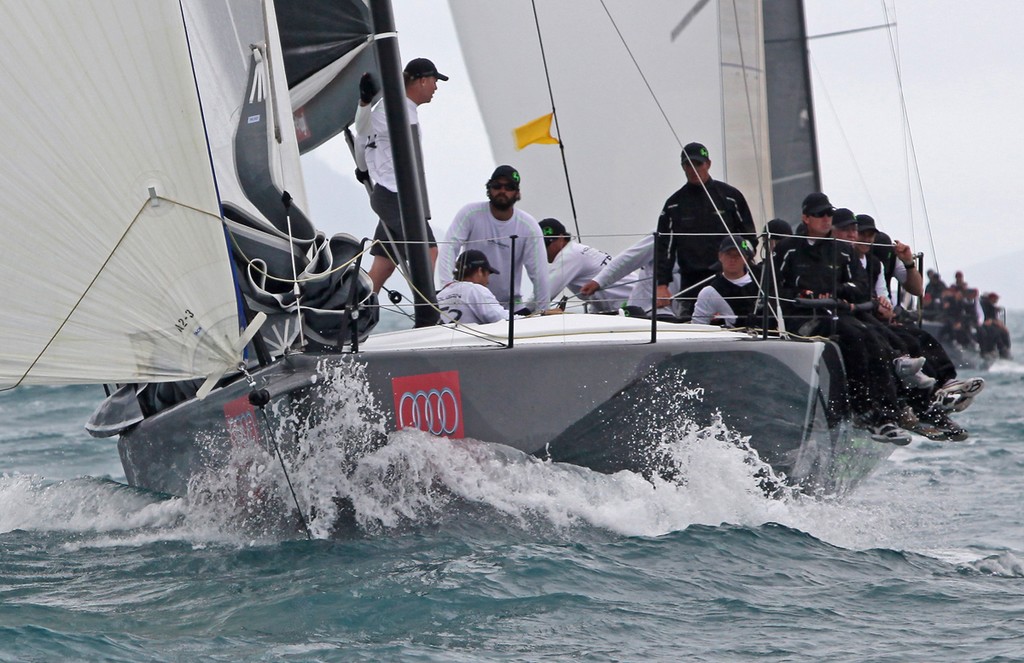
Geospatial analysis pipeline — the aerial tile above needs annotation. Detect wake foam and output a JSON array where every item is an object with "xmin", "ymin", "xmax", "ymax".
[{"xmin": 0, "ymin": 474, "xmax": 183, "ymax": 535}]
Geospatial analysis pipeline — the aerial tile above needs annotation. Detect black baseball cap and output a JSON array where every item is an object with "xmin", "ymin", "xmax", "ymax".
[
  {"xmin": 681, "ymin": 142, "xmax": 710, "ymax": 165},
  {"xmin": 766, "ymin": 218, "xmax": 792, "ymax": 236},
  {"xmin": 488, "ymin": 165, "xmax": 520, "ymax": 186},
  {"xmin": 404, "ymin": 58, "xmax": 449, "ymax": 81},
  {"xmin": 832, "ymin": 208, "xmax": 857, "ymax": 229},
  {"xmin": 539, "ymin": 218, "xmax": 569, "ymax": 245},
  {"xmin": 718, "ymin": 236, "xmax": 754, "ymax": 258},
  {"xmin": 454, "ymin": 249, "xmax": 499, "ymax": 276},
  {"xmin": 802, "ymin": 192, "xmax": 834, "ymax": 216},
  {"xmin": 856, "ymin": 213, "xmax": 877, "ymax": 232}
]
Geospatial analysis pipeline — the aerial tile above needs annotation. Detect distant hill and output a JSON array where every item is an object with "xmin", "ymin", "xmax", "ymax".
[{"xmin": 960, "ymin": 249, "xmax": 1023, "ymax": 311}]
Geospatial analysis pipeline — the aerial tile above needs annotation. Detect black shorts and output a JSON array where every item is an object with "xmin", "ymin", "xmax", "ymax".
[{"xmin": 369, "ymin": 184, "xmax": 437, "ymax": 262}]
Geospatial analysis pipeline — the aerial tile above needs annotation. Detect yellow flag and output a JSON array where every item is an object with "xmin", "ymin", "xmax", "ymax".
[{"xmin": 513, "ymin": 113, "xmax": 559, "ymax": 150}]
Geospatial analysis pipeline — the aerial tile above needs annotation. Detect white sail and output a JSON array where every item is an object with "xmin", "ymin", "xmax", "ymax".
[
  {"xmin": 448, "ymin": 0, "xmax": 773, "ymax": 255},
  {"xmin": 0, "ymin": 1, "xmax": 242, "ymax": 388}
]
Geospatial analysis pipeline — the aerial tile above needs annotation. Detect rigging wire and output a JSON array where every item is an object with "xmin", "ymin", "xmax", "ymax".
[
  {"xmin": 527, "ymin": 0, "xmax": 580, "ymax": 239},
  {"xmin": 879, "ymin": 0, "xmax": 939, "ymax": 272},
  {"xmin": 724, "ymin": 0, "xmax": 771, "ymax": 225}
]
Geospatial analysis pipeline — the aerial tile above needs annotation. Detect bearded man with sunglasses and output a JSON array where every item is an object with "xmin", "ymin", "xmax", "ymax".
[{"xmin": 438, "ymin": 166, "xmax": 551, "ymax": 314}]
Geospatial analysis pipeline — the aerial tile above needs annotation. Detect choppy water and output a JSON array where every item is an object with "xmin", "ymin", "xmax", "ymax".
[{"xmin": 2, "ymin": 314, "xmax": 1023, "ymax": 662}]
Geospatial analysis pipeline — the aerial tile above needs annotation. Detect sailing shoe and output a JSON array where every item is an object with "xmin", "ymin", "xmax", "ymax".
[
  {"xmin": 933, "ymin": 377, "xmax": 985, "ymax": 412},
  {"xmin": 893, "ymin": 355, "xmax": 927, "ymax": 378},
  {"xmin": 901, "ymin": 370, "xmax": 937, "ymax": 391},
  {"xmin": 919, "ymin": 407, "xmax": 970, "ymax": 442},
  {"xmin": 898, "ymin": 406, "xmax": 919, "ymax": 429},
  {"xmin": 906, "ymin": 420, "xmax": 949, "ymax": 441},
  {"xmin": 868, "ymin": 422, "xmax": 912, "ymax": 446}
]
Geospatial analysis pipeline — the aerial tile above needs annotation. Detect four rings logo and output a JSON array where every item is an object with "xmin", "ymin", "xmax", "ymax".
[{"xmin": 392, "ymin": 371, "xmax": 465, "ymax": 438}]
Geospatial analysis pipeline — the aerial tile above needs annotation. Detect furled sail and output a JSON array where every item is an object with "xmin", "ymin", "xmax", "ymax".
[
  {"xmin": 0, "ymin": 1, "xmax": 243, "ymax": 388},
  {"xmin": 447, "ymin": 0, "xmax": 773, "ymax": 255}
]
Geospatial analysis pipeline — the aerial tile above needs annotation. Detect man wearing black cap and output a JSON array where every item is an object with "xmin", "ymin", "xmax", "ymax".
[
  {"xmin": 773, "ymin": 193, "xmax": 911, "ymax": 444},
  {"xmin": 654, "ymin": 141, "xmax": 755, "ymax": 316},
  {"xmin": 436, "ymin": 249, "xmax": 508, "ymax": 324},
  {"xmin": 356, "ymin": 58, "xmax": 448, "ymax": 293},
  {"xmin": 438, "ymin": 166, "xmax": 551, "ymax": 314},
  {"xmin": 538, "ymin": 218, "xmax": 632, "ymax": 313},
  {"xmin": 692, "ymin": 237, "xmax": 759, "ymax": 327}
]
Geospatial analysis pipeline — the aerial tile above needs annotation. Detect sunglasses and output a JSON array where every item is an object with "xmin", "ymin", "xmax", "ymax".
[
  {"xmin": 489, "ymin": 182, "xmax": 519, "ymax": 192},
  {"xmin": 807, "ymin": 210, "xmax": 833, "ymax": 218}
]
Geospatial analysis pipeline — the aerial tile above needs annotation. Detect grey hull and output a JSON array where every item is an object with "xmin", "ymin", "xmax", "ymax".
[{"xmin": 110, "ymin": 325, "xmax": 892, "ymax": 503}]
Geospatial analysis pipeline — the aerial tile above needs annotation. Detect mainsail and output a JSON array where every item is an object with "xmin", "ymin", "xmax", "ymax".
[
  {"xmin": 0, "ymin": 1, "xmax": 242, "ymax": 388},
  {"xmin": 447, "ymin": 0, "xmax": 774, "ymax": 255}
]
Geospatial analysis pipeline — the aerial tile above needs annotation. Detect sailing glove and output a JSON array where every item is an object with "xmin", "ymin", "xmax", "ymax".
[{"xmin": 360, "ymin": 73, "xmax": 379, "ymax": 104}]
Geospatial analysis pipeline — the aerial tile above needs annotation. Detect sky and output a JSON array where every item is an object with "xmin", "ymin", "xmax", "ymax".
[{"xmin": 301, "ymin": 0, "xmax": 1024, "ymax": 309}]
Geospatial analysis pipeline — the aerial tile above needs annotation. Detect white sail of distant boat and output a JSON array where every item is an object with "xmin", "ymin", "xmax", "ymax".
[
  {"xmin": 447, "ymin": 0, "xmax": 774, "ymax": 255},
  {"xmin": 0, "ymin": 1, "xmax": 243, "ymax": 389}
]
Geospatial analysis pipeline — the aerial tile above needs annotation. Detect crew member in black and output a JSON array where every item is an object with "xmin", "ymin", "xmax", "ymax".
[
  {"xmin": 773, "ymin": 193, "xmax": 911, "ymax": 445},
  {"xmin": 691, "ymin": 236, "xmax": 760, "ymax": 327},
  {"xmin": 655, "ymin": 142, "xmax": 755, "ymax": 317}
]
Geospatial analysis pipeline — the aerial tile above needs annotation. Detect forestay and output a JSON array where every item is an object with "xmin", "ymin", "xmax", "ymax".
[
  {"xmin": 447, "ymin": 0, "xmax": 773, "ymax": 256},
  {"xmin": 0, "ymin": 1, "xmax": 243, "ymax": 388}
]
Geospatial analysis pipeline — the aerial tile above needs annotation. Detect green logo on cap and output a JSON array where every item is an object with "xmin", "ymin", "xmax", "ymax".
[{"xmin": 542, "ymin": 226, "xmax": 553, "ymax": 236}]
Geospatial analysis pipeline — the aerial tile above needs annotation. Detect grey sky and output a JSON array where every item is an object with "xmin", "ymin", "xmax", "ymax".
[{"xmin": 304, "ymin": 0, "xmax": 1022, "ymax": 308}]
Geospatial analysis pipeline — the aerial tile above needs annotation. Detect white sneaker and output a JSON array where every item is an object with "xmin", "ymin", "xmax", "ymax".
[
  {"xmin": 894, "ymin": 356, "xmax": 926, "ymax": 377},
  {"xmin": 901, "ymin": 370, "xmax": 937, "ymax": 391},
  {"xmin": 933, "ymin": 378, "xmax": 985, "ymax": 412},
  {"xmin": 869, "ymin": 422, "xmax": 912, "ymax": 445}
]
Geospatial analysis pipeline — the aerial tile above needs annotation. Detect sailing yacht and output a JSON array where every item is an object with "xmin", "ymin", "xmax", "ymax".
[{"xmin": 0, "ymin": 1, "xmax": 892, "ymax": 532}]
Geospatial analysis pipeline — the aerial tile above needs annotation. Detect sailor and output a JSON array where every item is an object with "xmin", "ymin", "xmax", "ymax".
[
  {"xmin": 765, "ymin": 218, "xmax": 793, "ymax": 254},
  {"xmin": 578, "ymin": 234, "xmax": 682, "ymax": 320},
  {"xmin": 355, "ymin": 58, "xmax": 448, "ymax": 293},
  {"xmin": 773, "ymin": 193, "xmax": 911, "ymax": 445},
  {"xmin": 436, "ymin": 250, "xmax": 508, "ymax": 325},
  {"xmin": 979, "ymin": 292, "xmax": 1013, "ymax": 359},
  {"xmin": 860, "ymin": 216, "xmax": 923, "ymax": 302},
  {"xmin": 538, "ymin": 218, "xmax": 632, "ymax": 313},
  {"xmin": 439, "ymin": 166, "xmax": 551, "ymax": 314},
  {"xmin": 832, "ymin": 210, "xmax": 936, "ymax": 391},
  {"xmin": 691, "ymin": 236, "xmax": 759, "ymax": 327},
  {"xmin": 655, "ymin": 142, "xmax": 756, "ymax": 317}
]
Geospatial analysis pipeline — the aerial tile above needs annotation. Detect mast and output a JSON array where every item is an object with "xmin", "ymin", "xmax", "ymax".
[{"xmin": 368, "ymin": 0, "xmax": 439, "ymax": 327}]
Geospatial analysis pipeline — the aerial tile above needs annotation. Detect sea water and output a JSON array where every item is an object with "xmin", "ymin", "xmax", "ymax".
[{"xmin": 1, "ymin": 313, "xmax": 1022, "ymax": 662}]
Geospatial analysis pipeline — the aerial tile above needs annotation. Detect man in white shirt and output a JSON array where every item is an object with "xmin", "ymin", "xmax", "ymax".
[
  {"xmin": 538, "ymin": 218, "xmax": 632, "ymax": 313},
  {"xmin": 579, "ymin": 234, "xmax": 681, "ymax": 319},
  {"xmin": 355, "ymin": 58, "xmax": 447, "ymax": 293},
  {"xmin": 438, "ymin": 166, "xmax": 551, "ymax": 313},
  {"xmin": 436, "ymin": 250, "xmax": 508, "ymax": 324}
]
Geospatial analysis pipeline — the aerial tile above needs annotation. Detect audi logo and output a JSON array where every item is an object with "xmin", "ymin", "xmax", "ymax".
[{"xmin": 398, "ymin": 388, "xmax": 461, "ymax": 436}]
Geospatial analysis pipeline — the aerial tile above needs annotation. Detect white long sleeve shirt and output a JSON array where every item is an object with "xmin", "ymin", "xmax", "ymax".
[
  {"xmin": 437, "ymin": 281, "xmax": 508, "ymax": 324},
  {"xmin": 592, "ymin": 234, "xmax": 679, "ymax": 315},
  {"xmin": 439, "ymin": 202, "xmax": 551, "ymax": 311},
  {"xmin": 548, "ymin": 242, "xmax": 631, "ymax": 312}
]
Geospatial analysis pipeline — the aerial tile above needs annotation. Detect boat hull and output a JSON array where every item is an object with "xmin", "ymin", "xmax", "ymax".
[{"xmin": 113, "ymin": 320, "xmax": 892, "ymax": 502}]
